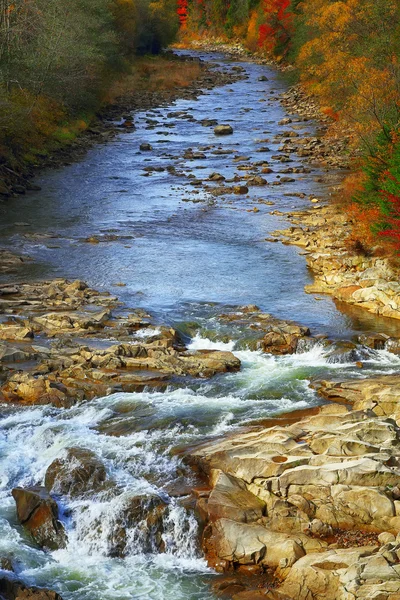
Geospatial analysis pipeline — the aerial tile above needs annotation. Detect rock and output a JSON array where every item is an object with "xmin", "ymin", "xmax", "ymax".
[
  {"xmin": 199, "ymin": 472, "xmax": 266, "ymax": 523},
  {"xmin": 109, "ymin": 494, "xmax": 168, "ymax": 557},
  {"xmin": 316, "ymin": 374, "xmax": 400, "ymax": 424},
  {"xmin": 0, "ymin": 326, "xmax": 33, "ymax": 341},
  {"xmin": 188, "ymin": 403, "xmax": 400, "ymax": 579},
  {"xmin": 378, "ymin": 532, "xmax": 396, "ymax": 545},
  {"xmin": 139, "ymin": 143, "xmax": 152, "ymax": 151},
  {"xmin": 0, "ymin": 578, "xmax": 63, "ymax": 600},
  {"xmin": 260, "ymin": 323, "xmax": 310, "ymax": 355},
  {"xmin": 12, "ymin": 486, "xmax": 67, "ymax": 550},
  {"xmin": 45, "ymin": 448, "xmax": 109, "ymax": 497},
  {"xmin": 210, "ymin": 519, "xmax": 306, "ymax": 568},
  {"xmin": 247, "ymin": 176, "xmax": 268, "ymax": 186},
  {"xmin": 0, "ymin": 279, "xmax": 243, "ymax": 407},
  {"xmin": 2, "ymin": 374, "xmax": 70, "ymax": 407},
  {"xmin": 209, "ymin": 172, "xmax": 226, "ymax": 182},
  {"xmin": 233, "ymin": 185, "xmax": 249, "ymax": 194},
  {"xmin": 178, "ymin": 350, "xmax": 241, "ymax": 378},
  {"xmin": 214, "ymin": 125, "xmax": 233, "ymax": 135},
  {"xmin": 258, "ymin": 76, "xmax": 269, "ymax": 82},
  {"xmin": 0, "ymin": 346, "xmax": 30, "ymax": 363},
  {"xmin": 0, "ymin": 558, "xmax": 13, "ymax": 572},
  {"xmin": 279, "ymin": 547, "xmax": 381, "ymax": 600}
]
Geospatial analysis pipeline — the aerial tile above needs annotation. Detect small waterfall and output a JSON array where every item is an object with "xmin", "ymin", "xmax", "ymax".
[{"xmin": 162, "ymin": 503, "xmax": 201, "ymax": 559}]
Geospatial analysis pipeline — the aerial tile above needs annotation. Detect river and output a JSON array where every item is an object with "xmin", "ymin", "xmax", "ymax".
[{"xmin": 1, "ymin": 50, "xmax": 400, "ymax": 600}]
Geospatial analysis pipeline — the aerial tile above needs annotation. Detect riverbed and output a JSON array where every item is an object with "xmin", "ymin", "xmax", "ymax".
[{"xmin": 1, "ymin": 50, "xmax": 400, "ymax": 600}]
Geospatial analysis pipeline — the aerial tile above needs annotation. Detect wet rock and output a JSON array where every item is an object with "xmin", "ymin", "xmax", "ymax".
[
  {"xmin": 45, "ymin": 448, "xmax": 109, "ymax": 498},
  {"xmin": 209, "ymin": 173, "xmax": 226, "ymax": 182},
  {"xmin": 0, "ymin": 578, "xmax": 63, "ymax": 600},
  {"xmin": 201, "ymin": 119, "xmax": 218, "ymax": 127},
  {"xmin": 214, "ymin": 125, "xmax": 233, "ymax": 135},
  {"xmin": 247, "ymin": 176, "xmax": 268, "ymax": 186},
  {"xmin": 178, "ymin": 350, "xmax": 241, "ymax": 378},
  {"xmin": 358, "ymin": 333, "xmax": 389, "ymax": 350},
  {"xmin": 0, "ymin": 346, "xmax": 31, "ymax": 363},
  {"xmin": 0, "ymin": 280, "xmax": 241, "ymax": 406},
  {"xmin": 139, "ymin": 143, "xmax": 152, "ymax": 151},
  {"xmin": 260, "ymin": 323, "xmax": 310, "ymax": 355},
  {"xmin": 12, "ymin": 486, "xmax": 67, "ymax": 551},
  {"xmin": 258, "ymin": 76, "xmax": 269, "ymax": 82},
  {"xmin": 233, "ymin": 186, "xmax": 249, "ymax": 195},
  {"xmin": 109, "ymin": 494, "xmax": 168, "ymax": 557},
  {"xmin": 0, "ymin": 558, "xmax": 14, "ymax": 572},
  {"xmin": 2, "ymin": 374, "xmax": 70, "ymax": 407}
]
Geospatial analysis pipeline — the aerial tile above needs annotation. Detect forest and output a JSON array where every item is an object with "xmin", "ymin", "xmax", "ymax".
[
  {"xmin": 0, "ymin": 0, "xmax": 178, "ymax": 174},
  {"xmin": 182, "ymin": 0, "xmax": 400, "ymax": 252}
]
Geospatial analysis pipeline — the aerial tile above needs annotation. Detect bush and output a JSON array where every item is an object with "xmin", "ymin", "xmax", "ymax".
[{"xmin": 0, "ymin": 0, "xmax": 179, "ymax": 165}]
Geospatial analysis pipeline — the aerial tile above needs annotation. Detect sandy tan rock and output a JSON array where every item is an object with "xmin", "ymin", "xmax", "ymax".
[{"xmin": 317, "ymin": 374, "xmax": 400, "ymax": 424}]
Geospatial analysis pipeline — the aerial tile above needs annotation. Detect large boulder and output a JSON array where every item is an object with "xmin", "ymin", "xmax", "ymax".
[
  {"xmin": 0, "ymin": 325, "xmax": 33, "ymax": 341},
  {"xmin": 12, "ymin": 486, "xmax": 67, "ymax": 551},
  {"xmin": 260, "ymin": 323, "xmax": 310, "ymax": 355},
  {"xmin": 207, "ymin": 518, "xmax": 325, "ymax": 569},
  {"xmin": 45, "ymin": 448, "xmax": 109, "ymax": 498},
  {"xmin": 178, "ymin": 350, "xmax": 241, "ymax": 377},
  {"xmin": 1, "ymin": 374, "xmax": 70, "ymax": 407},
  {"xmin": 188, "ymin": 404, "xmax": 400, "ymax": 577}
]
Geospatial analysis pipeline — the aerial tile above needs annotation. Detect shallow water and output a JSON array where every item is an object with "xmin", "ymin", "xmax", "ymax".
[
  {"xmin": 0, "ymin": 50, "xmax": 360, "ymax": 335},
  {"xmin": 1, "ymin": 51, "xmax": 400, "ymax": 599}
]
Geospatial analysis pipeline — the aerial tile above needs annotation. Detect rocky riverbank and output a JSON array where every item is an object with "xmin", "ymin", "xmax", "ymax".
[
  {"xmin": 0, "ymin": 279, "xmax": 241, "ymax": 406},
  {"xmin": 271, "ymin": 204, "xmax": 400, "ymax": 321},
  {"xmin": 186, "ymin": 384, "xmax": 400, "ymax": 599},
  {"xmin": 0, "ymin": 52, "xmax": 243, "ymax": 200},
  {"xmin": 179, "ymin": 39, "xmax": 400, "ymax": 325},
  {"xmin": 268, "ymin": 63, "xmax": 400, "ymax": 323}
]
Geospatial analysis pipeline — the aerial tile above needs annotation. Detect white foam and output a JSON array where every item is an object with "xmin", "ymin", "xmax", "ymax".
[{"xmin": 187, "ymin": 333, "xmax": 235, "ymax": 352}]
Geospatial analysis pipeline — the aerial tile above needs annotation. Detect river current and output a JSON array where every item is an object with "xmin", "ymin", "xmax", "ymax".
[{"xmin": 1, "ymin": 51, "xmax": 400, "ymax": 599}]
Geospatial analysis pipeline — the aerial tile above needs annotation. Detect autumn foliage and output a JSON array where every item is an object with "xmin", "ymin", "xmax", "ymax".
[{"xmin": 182, "ymin": 0, "xmax": 400, "ymax": 253}]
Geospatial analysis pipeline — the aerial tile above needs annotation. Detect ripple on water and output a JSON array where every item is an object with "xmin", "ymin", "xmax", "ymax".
[{"xmin": 1, "ymin": 49, "xmax": 400, "ymax": 599}]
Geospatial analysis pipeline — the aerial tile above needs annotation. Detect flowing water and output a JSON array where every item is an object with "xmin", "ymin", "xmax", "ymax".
[{"xmin": 1, "ymin": 51, "xmax": 400, "ymax": 599}]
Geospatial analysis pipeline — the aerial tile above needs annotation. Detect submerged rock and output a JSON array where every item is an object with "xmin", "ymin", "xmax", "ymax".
[{"xmin": 12, "ymin": 486, "xmax": 67, "ymax": 551}]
